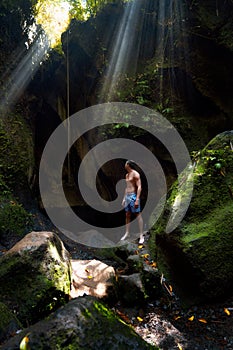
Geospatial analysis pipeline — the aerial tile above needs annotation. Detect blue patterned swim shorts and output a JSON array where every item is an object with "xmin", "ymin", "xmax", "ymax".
[{"xmin": 124, "ymin": 193, "xmax": 141, "ymax": 213}]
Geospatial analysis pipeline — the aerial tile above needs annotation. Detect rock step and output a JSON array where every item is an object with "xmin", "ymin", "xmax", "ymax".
[{"xmin": 70, "ymin": 259, "xmax": 115, "ymax": 298}]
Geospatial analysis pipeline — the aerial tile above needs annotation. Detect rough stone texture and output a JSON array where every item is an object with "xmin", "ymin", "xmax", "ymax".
[
  {"xmin": 0, "ymin": 231, "xmax": 71, "ymax": 326},
  {"xmin": 117, "ymin": 273, "xmax": 145, "ymax": 306},
  {"xmin": 127, "ymin": 254, "xmax": 143, "ymax": 273},
  {"xmin": 141, "ymin": 264, "xmax": 162, "ymax": 299},
  {"xmin": 70, "ymin": 259, "xmax": 115, "ymax": 298},
  {"xmin": 1, "ymin": 296, "xmax": 157, "ymax": 350},
  {"xmin": 153, "ymin": 131, "xmax": 233, "ymax": 304},
  {"xmin": 0, "ymin": 303, "xmax": 22, "ymax": 343}
]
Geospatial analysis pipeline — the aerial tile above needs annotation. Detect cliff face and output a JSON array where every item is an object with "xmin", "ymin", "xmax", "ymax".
[{"xmin": 1, "ymin": 0, "xmax": 233, "ymax": 203}]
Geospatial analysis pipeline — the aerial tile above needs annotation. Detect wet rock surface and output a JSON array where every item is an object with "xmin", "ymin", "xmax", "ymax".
[
  {"xmin": 113, "ymin": 292, "xmax": 233, "ymax": 350},
  {"xmin": 1, "ymin": 296, "xmax": 156, "ymax": 350}
]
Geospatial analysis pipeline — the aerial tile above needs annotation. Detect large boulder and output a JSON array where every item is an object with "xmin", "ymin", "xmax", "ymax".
[
  {"xmin": 153, "ymin": 131, "xmax": 233, "ymax": 304},
  {"xmin": 0, "ymin": 231, "xmax": 71, "ymax": 326},
  {"xmin": 1, "ymin": 296, "xmax": 157, "ymax": 350}
]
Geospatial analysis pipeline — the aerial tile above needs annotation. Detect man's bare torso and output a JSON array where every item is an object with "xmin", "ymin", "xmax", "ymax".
[{"xmin": 126, "ymin": 170, "xmax": 140, "ymax": 193}]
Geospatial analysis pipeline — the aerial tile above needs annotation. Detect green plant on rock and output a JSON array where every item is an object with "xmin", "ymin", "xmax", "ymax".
[
  {"xmin": 0, "ymin": 173, "xmax": 10, "ymax": 196},
  {"xmin": 155, "ymin": 98, "xmax": 174, "ymax": 115},
  {"xmin": 0, "ymin": 195, "xmax": 32, "ymax": 237}
]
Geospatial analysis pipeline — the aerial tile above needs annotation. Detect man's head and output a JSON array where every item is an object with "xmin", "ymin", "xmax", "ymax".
[{"xmin": 125, "ymin": 160, "xmax": 136, "ymax": 171}]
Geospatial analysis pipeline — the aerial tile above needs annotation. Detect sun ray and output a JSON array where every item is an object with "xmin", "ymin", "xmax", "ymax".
[{"xmin": 0, "ymin": 0, "xmax": 71, "ymax": 112}]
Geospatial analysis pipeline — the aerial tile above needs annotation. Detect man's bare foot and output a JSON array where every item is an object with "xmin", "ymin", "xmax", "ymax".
[
  {"xmin": 139, "ymin": 234, "xmax": 144, "ymax": 244},
  {"xmin": 120, "ymin": 232, "xmax": 129, "ymax": 240}
]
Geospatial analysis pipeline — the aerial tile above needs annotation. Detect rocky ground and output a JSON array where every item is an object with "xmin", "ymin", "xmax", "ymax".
[
  {"xmin": 114, "ymin": 292, "xmax": 233, "ymax": 350},
  {"xmin": 1, "ymin": 206, "xmax": 233, "ymax": 350}
]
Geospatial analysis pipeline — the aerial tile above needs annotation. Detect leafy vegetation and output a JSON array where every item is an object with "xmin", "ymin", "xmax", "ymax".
[
  {"xmin": 33, "ymin": 0, "xmax": 129, "ymax": 48},
  {"xmin": 70, "ymin": 0, "xmax": 128, "ymax": 18},
  {"xmin": 0, "ymin": 113, "xmax": 33, "ymax": 238},
  {"xmin": 0, "ymin": 113, "xmax": 34, "ymax": 188},
  {"xmin": 0, "ymin": 194, "xmax": 32, "ymax": 237},
  {"xmin": 0, "ymin": 176, "xmax": 32, "ymax": 239}
]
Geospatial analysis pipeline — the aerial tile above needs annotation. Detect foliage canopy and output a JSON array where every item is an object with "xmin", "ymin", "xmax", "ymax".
[{"xmin": 33, "ymin": 0, "xmax": 129, "ymax": 47}]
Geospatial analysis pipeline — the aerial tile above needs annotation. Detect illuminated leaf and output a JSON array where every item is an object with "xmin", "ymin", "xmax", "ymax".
[
  {"xmin": 163, "ymin": 282, "xmax": 173, "ymax": 296},
  {"xmin": 138, "ymin": 245, "xmax": 143, "ymax": 249},
  {"xmin": 19, "ymin": 334, "xmax": 30, "ymax": 350},
  {"xmin": 198, "ymin": 318, "xmax": 207, "ymax": 323},
  {"xmin": 177, "ymin": 343, "xmax": 183, "ymax": 350},
  {"xmin": 87, "ymin": 275, "xmax": 93, "ymax": 279},
  {"xmin": 137, "ymin": 316, "xmax": 143, "ymax": 322},
  {"xmin": 141, "ymin": 254, "xmax": 149, "ymax": 259},
  {"xmin": 116, "ymin": 310, "xmax": 130, "ymax": 323},
  {"xmin": 174, "ymin": 315, "xmax": 181, "ymax": 320},
  {"xmin": 169, "ymin": 285, "xmax": 173, "ymax": 292},
  {"xmin": 150, "ymin": 262, "xmax": 157, "ymax": 268},
  {"xmin": 224, "ymin": 307, "xmax": 231, "ymax": 316},
  {"xmin": 188, "ymin": 315, "xmax": 194, "ymax": 321}
]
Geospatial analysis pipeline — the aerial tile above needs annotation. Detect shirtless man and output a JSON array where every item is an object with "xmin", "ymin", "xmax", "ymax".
[{"xmin": 120, "ymin": 160, "xmax": 144, "ymax": 244}]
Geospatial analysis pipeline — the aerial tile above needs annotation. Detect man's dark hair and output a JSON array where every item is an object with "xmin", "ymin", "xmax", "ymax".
[{"xmin": 126, "ymin": 160, "xmax": 138, "ymax": 170}]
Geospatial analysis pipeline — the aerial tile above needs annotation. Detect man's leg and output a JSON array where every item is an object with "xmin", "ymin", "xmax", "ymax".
[
  {"xmin": 136, "ymin": 213, "xmax": 144, "ymax": 244},
  {"xmin": 120, "ymin": 211, "xmax": 131, "ymax": 240}
]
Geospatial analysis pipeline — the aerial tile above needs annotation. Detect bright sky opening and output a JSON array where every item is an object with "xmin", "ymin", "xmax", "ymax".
[{"xmin": 35, "ymin": 0, "xmax": 70, "ymax": 48}]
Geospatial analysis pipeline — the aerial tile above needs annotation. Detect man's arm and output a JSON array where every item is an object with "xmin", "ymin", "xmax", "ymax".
[
  {"xmin": 135, "ymin": 173, "xmax": 141, "ymax": 207},
  {"xmin": 122, "ymin": 187, "xmax": 127, "ymax": 206}
]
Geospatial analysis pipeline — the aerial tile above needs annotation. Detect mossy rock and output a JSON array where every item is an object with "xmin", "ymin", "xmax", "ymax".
[
  {"xmin": 1, "ymin": 296, "xmax": 157, "ymax": 350},
  {"xmin": 0, "ymin": 302, "xmax": 22, "ymax": 343},
  {"xmin": 0, "ymin": 232, "xmax": 71, "ymax": 326},
  {"xmin": 153, "ymin": 131, "xmax": 233, "ymax": 303},
  {"xmin": 0, "ymin": 193, "xmax": 32, "ymax": 238}
]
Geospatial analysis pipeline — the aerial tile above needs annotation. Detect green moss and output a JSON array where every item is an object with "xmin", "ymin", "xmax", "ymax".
[
  {"xmin": 154, "ymin": 133, "xmax": 233, "ymax": 301},
  {"xmin": 0, "ymin": 194, "xmax": 32, "ymax": 237},
  {"xmin": 0, "ymin": 112, "xmax": 34, "ymax": 237},
  {"xmin": 0, "ymin": 112, "xmax": 34, "ymax": 188},
  {"xmin": 166, "ymin": 142, "xmax": 233, "ymax": 225},
  {"xmin": 0, "ymin": 246, "xmax": 70, "ymax": 325},
  {"xmin": 93, "ymin": 300, "xmax": 121, "ymax": 323},
  {"xmin": 82, "ymin": 308, "xmax": 92, "ymax": 318},
  {"xmin": 47, "ymin": 298, "xmax": 158, "ymax": 350},
  {"xmin": 179, "ymin": 203, "xmax": 233, "ymax": 299},
  {"xmin": 182, "ymin": 202, "xmax": 233, "ymax": 244},
  {"xmin": 80, "ymin": 300, "xmax": 156, "ymax": 349}
]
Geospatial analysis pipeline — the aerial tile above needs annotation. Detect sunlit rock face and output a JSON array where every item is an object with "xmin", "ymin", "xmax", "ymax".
[
  {"xmin": 70, "ymin": 258, "xmax": 115, "ymax": 298},
  {"xmin": 0, "ymin": 231, "xmax": 71, "ymax": 326},
  {"xmin": 154, "ymin": 131, "xmax": 233, "ymax": 304},
  {"xmin": 31, "ymin": 0, "xmax": 233, "ymax": 161}
]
